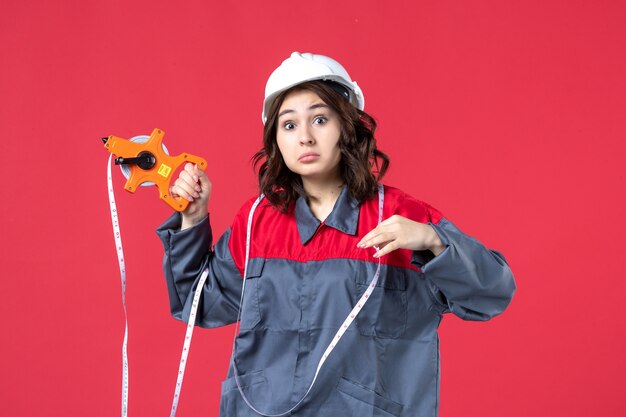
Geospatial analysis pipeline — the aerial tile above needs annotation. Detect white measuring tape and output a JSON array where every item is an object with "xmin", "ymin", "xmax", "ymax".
[
  {"xmin": 107, "ymin": 155, "xmax": 130, "ymax": 417},
  {"xmin": 229, "ymin": 184, "xmax": 385, "ymax": 416},
  {"xmin": 169, "ymin": 268, "xmax": 209, "ymax": 417},
  {"xmin": 109, "ymin": 151, "xmax": 384, "ymax": 416},
  {"xmin": 108, "ymin": 154, "xmax": 205, "ymax": 417}
]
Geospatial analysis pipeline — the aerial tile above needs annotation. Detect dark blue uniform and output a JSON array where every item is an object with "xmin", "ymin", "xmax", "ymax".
[{"xmin": 157, "ymin": 185, "xmax": 516, "ymax": 416}]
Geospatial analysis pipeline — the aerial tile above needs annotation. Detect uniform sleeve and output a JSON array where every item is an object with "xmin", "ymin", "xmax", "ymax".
[
  {"xmin": 413, "ymin": 217, "xmax": 516, "ymax": 321},
  {"xmin": 156, "ymin": 212, "xmax": 243, "ymax": 328},
  {"xmin": 397, "ymin": 192, "xmax": 516, "ymax": 321}
]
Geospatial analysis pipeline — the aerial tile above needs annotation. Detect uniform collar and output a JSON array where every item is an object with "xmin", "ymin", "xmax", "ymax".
[{"xmin": 295, "ymin": 185, "xmax": 360, "ymax": 245}]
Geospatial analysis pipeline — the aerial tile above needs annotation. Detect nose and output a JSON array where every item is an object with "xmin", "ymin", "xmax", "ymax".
[{"xmin": 299, "ymin": 126, "xmax": 315, "ymax": 145}]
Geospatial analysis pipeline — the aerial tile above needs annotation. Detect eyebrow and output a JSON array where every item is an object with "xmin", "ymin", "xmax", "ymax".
[{"xmin": 278, "ymin": 103, "xmax": 329, "ymax": 119}]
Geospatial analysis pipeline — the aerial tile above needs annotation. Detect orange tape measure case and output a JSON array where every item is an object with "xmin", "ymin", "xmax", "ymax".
[{"xmin": 103, "ymin": 128, "xmax": 207, "ymax": 211}]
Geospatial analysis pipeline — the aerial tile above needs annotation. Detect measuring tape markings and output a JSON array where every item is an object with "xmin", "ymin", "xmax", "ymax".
[
  {"xmin": 229, "ymin": 184, "xmax": 385, "ymax": 416},
  {"xmin": 109, "ymin": 154, "xmax": 209, "ymax": 417},
  {"xmin": 107, "ymin": 155, "xmax": 130, "ymax": 417},
  {"xmin": 169, "ymin": 268, "xmax": 209, "ymax": 417},
  {"xmin": 109, "ymin": 151, "xmax": 386, "ymax": 416}
]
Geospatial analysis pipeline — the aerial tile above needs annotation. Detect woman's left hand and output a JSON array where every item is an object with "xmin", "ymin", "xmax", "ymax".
[{"xmin": 357, "ymin": 215, "xmax": 446, "ymax": 258}]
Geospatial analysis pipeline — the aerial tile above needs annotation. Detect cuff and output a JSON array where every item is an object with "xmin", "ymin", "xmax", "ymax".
[
  {"xmin": 410, "ymin": 221, "xmax": 451, "ymax": 269},
  {"xmin": 156, "ymin": 212, "xmax": 212, "ymax": 254}
]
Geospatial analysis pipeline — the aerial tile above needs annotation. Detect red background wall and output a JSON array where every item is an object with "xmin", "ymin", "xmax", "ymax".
[{"xmin": 1, "ymin": 1, "xmax": 624, "ymax": 416}]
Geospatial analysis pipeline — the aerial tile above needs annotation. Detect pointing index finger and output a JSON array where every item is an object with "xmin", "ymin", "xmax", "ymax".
[{"xmin": 358, "ymin": 225, "xmax": 381, "ymax": 248}]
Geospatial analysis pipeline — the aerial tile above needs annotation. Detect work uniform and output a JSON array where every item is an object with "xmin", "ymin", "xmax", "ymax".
[{"xmin": 157, "ymin": 184, "xmax": 516, "ymax": 417}]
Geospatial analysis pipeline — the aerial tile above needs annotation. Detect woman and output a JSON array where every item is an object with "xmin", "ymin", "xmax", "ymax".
[{"xmin": 157, "ymin": 52, "xmax": 515, "ymax": 417}]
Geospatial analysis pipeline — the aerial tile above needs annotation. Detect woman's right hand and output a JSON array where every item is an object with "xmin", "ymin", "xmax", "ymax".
[{"xmin": 170, "ymin": 162, "xmax": 212, "ymax": 230}]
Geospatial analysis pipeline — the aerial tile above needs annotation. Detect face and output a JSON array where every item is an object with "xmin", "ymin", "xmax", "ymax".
[{"xmin": 276, "ymin": 89, "xmax": 342, "ymax": 182}]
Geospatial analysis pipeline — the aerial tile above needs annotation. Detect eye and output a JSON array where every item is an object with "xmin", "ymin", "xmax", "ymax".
[
  {"xmin": 282, "ymin": 121, "xmax": 296, "ymax": 130},
  {"xmin": 313, "ymin": 116, "xmax": 327, "ymax": 125}
]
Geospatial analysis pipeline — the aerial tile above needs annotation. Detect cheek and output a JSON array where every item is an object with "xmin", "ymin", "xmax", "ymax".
[
  {"xmin": 332, "ymin": 146, "xmax": 342, "ymax": 164},
  {"xmin": 275, "ymin": 137, "xmax": 289, "ymax": 159},
  {"xmin": 330, "ymin": 133, "xmax": 342, "ymax": 159},
  {"xmin": 275, "ymin": 136, "xmax": 296, "ymax": 168}
]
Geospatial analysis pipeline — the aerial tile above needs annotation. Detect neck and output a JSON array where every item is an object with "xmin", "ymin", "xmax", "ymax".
[{"xmin": 301, "ymin": 176, "xmax": 344, "ymax": 221}]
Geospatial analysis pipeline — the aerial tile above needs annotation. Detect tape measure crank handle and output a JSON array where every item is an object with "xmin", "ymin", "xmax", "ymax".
[{"xmin": 114, "ymin": 153, "xmax": 157, "ymax": 170}]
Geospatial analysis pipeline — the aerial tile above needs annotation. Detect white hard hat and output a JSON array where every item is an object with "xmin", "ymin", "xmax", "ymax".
[{"xmin": 262, "ymin": 52, "xmax": 365, "ymax": 124}]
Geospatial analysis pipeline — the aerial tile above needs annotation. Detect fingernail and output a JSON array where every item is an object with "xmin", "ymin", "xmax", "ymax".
[
  {"xmin": 193, "ymin": 176, "xmax": 199, "ymax": 182},
  {"xmin": 194, "ymin": 192, "xmax": 200, "ymax": 198},
  {"xmin": 195, "ymin": 186, "xmax": 201, "ymax": 192},
  {"xmin": 187, "ymin": 196, "xmax": 194, "ymax": 202}
]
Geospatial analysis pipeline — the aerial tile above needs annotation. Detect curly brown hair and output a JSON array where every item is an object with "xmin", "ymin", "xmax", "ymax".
[{"xmin": 252, "ymin": 80, "xmax": 389, "ymax": 213}]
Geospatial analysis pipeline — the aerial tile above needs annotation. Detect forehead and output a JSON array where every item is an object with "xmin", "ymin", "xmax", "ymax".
[{"xmin": 278, "ymin": 89, "xmax": 327, "ymax": 112}]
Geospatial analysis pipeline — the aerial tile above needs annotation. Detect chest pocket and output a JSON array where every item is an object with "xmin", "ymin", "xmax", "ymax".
[
  {"xmin": 240, "ymin": 257, "xmax": 264, "ymax": 330},
  {"xmin": 355, "ymin": 264, "xmax": 408, "ymax": 339}
]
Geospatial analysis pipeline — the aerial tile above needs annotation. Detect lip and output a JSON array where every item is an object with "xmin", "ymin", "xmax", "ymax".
[{"xmin": 298, "ymin": 152, "xmax": 320, "ymax": 162}]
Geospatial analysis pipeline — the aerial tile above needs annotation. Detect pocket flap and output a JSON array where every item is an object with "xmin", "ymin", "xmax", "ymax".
[
  {"xmin": 221, "ymin": 370, "xmax": 266, "ymax": 392},
  {"xmin": 337, "ymin": 378, "xmax": 403, "ymax": 416},
  {"xmin": 245, "ymin": 257, "xmax": 265, "ymax": 279},
  {"xmin": 356, "ymin": 264, "xmax": 407, "ymax": 291}
]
